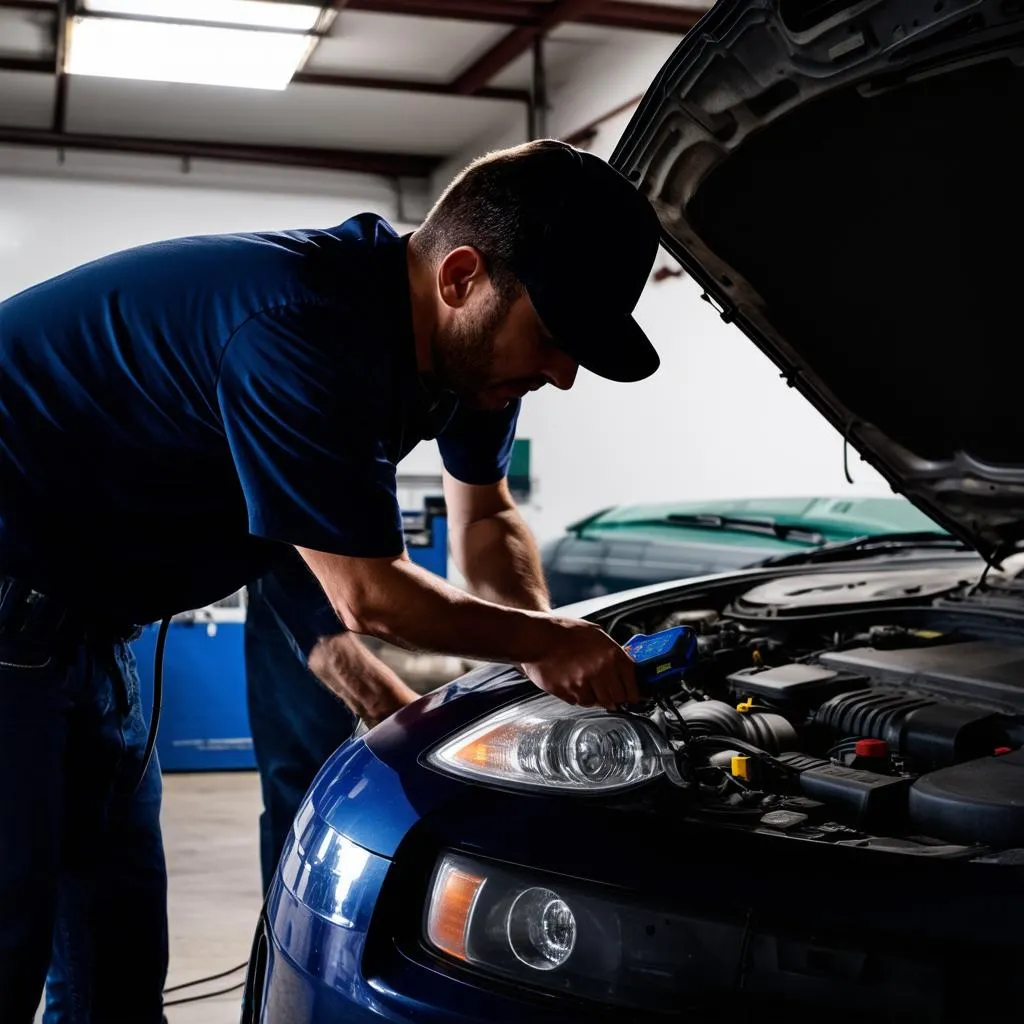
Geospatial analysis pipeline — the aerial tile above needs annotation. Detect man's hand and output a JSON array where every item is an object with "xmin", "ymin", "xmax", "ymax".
[
  {"xmin": 520, "ymin": 618, "xmax": 639, "ymax": 709},
  {"xmin": 307, "ymin": 632, "xmax": 420, "ymax": 729}
]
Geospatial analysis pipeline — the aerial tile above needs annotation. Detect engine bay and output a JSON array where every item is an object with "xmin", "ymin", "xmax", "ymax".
[{"xmin": 606, "ymin": 567, "xmax": 1024, "ymax": 861}]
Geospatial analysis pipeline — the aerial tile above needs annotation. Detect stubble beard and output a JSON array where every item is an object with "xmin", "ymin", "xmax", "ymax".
[{"xmin": 431, "ymin": 301, "xmax": 505, "ymax": 403}]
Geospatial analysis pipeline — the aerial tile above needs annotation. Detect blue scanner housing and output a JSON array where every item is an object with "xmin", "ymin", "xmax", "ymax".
[{"xmin": 624, "ymin": 625, "xmax": 698, "ymax": 697}]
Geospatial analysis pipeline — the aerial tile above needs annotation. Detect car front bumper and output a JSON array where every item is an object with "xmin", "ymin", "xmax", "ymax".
[{"xmin": 246, "ymin": 840, "xmax": 607, "ymax": 1024}]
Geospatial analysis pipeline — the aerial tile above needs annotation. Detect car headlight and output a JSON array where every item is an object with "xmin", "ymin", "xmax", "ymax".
[
  {"xmin": 425, "ymin": 853, "xmax": 742, "ymax": 1011},
  {"xmin": 426, "ymin": 694, "xmax": 668, "ymax": 793}
]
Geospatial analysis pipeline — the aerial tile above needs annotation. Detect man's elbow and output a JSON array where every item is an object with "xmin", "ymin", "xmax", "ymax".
[
  {"xmin": 335, "ymin": 602, "xmax": 368, "ymax": 634},
  {"xmin": 298, "ymin": 547, "xmax": 406, "ymax": 638},
  {"xmin": 333, "ymin": 586, "xmax": 393, "ymax": 637}
]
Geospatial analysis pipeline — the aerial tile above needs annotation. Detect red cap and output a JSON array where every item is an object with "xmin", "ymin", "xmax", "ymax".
[
  {"xmin": 855, "ymin": 738, "xmax": 889, "ymax": 758},
  {"xmin": 994, "ymin": 746, "xmax": 1013, "ymax": 756}
]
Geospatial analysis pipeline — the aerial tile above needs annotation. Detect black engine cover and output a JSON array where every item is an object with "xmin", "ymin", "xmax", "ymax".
[
  {"xmin": 910, "ymin": 750, "xmax": 1024, "ymax": 845},
  {"xmin": 814, "ymin": 689, "xmax": 1005, "ymax": 768}
]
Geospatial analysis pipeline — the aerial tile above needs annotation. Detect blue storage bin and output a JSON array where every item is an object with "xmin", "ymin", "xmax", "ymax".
[
  {"xmin": 134, "ymin": 598, "xmax": 253, "ymax": 772},
  {"xmin": 403, "ymin": 498, "xmax": 448, "ymax": 578}
]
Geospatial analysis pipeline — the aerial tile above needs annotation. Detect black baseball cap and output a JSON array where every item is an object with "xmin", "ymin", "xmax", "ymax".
[{"xmin": 505, "ymin": 141, "xmax": 662, "ymax": 383}]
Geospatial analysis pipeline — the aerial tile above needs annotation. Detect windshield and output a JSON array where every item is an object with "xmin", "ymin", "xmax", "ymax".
[{"xmin": 579, "ymin": 497, "xmax": 944, "ymax": 545}]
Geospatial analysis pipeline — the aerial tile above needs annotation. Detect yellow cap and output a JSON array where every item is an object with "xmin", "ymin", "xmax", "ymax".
[
  {"xmin": 736, "ymin": 698, "xmax": 754, "ymax": 712},
  {"xmin": 731, "ymin": 755, "xmax": 750, "ymax": 780}
]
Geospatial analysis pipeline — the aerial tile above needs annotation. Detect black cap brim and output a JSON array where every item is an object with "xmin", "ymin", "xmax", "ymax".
[{"xmin": 530, "ymin": 291, "xmax": 660, "ymax": 383}]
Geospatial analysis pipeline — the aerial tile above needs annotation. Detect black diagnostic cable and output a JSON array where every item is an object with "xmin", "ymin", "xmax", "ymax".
[
  {"xmin": 128, "ymin": 615, "xmax": 262, "ymax": 1008},
  {"xmin": 657, "ymin": 694, "xmax": 691, "ymax": 740},
  {"xmin": 164, "ymin": 980, "xmax": 246, "ymax": 1008},
  {"xmin": 136, "ymin": 616, "xmax": 255, "ymax": 1005},
  {"xmin": 135, "ymin": 615, "xmax": 170, "ymax": 793},
  {"xmin": 164, "ymin": 961, "xmax": 250, "ymax": 995}
]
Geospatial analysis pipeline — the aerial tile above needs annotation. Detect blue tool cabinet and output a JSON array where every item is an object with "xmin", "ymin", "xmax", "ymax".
[{"xmin": 134, "ymin": 501, "xmax": 447, "ymax": 772}]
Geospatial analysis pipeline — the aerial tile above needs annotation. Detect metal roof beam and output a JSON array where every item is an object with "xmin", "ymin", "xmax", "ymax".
[
  {"xmin": 346, "ymin": 0, "xmax": 542, "ymax": 25},
  {"xmin": 0, "ymin": 55, "xmax": 51, "ymax": 72},
  {"xmin": 452, "ymin": 0, "xmax": 601, "ymax": 96},
  {"xmin": 51, "ymin": 0, "xmax": 69, "ymax": 131},
  {"xmin": 0, "ymin": 126, "xmax": 442, "ymax": 177},
  {"xmin": 0, "ymin": 58, "xmax": 530, "ymax": 103},
  {"xmin": 0, "ymin": 1, "xmax": 56, "ymax": 11},
  {"xmin": 293, "ymin": 70, "xmax": 528, "ymax": 102},
  {"xmin": 586, "ymin": 2, "xmax": 702, "ymax": 33},
  {"xmin": 344, "ymin": 0, "xmax": 703, "ymax": 34}
]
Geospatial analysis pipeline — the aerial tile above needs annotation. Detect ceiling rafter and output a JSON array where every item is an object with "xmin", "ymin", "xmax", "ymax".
[
  {"xmin": 293, "ymin": 70, "xmax": 529, "ymax": 102},
  {"xmin": 0, "ymin": 124, "xmax": 442, "ymax": 177},
  {"xmin": 0, "ymin": 56, "xmax": 530, "ymax": 103},
  {"xmin": 344, "ymin": 0, "xmax": 704, "ymax": 34}
]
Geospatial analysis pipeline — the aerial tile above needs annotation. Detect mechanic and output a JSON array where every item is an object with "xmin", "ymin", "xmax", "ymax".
[{"xmin": 0, "ymin": 138, "xmax": 661, "ymax": 1022}]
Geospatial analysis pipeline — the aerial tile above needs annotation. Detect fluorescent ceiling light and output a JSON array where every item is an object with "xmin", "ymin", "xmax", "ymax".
[
  {"xmin": 82, "ymin": 0, "xmax": 324, "ymax": 32},
  {"xmin": 66, "ymin": 16, "xmax": 316, "ymax": 90}
]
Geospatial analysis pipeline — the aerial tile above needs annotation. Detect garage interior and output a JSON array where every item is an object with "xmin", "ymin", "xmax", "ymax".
[{"xmin": 1, "ymin": 2, "xmax": 980, "ymax": 1023}]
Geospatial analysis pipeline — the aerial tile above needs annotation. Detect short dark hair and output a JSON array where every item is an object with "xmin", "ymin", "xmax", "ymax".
[{"xmin": 414, "ymin": 139, "xmax": 571, "ymax": 304}]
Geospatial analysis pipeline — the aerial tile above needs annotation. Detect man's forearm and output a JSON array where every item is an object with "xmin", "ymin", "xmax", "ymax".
[
  {"xmin": 299, "ymin": 545, "xmax": 641, "ymax": 711},
  {"xmin": 299, "ymin": 546, "xmax": 558, "ymax": 664},
  {"xmin": 451, "ymin": 508, "xmax": 550, "ymax": 612}
]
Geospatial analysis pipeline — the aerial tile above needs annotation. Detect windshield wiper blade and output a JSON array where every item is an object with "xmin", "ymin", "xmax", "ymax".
[
  {"xmin": 664, "ymin": 513, "xmax": 826, "ymax": 546},
  {"xmin": 758, "ymin": 530, "xmax": 970, "ymax": 567}
]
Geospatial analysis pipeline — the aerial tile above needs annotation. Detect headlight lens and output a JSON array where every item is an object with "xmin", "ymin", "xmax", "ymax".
[
  {"xmin": 507, "ymin": 887, "xmax": 577, "ymax": 970},
  {"xmin": 427, "ymin": 694, "xmax": 667, "ymax": 792}
]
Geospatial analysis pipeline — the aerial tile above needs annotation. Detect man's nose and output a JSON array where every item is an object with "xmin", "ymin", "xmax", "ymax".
[{"xmin": 546, "ymin": 352, "xmax": 579, "ymax": 391}]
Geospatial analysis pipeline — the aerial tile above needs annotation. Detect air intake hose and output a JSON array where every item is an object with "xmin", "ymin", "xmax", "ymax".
[{"xmin": 676, "ymin": 699, "xmax": 798, "ymax": 753}]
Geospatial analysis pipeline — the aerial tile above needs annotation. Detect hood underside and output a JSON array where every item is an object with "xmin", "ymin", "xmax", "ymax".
[{"xmin": 612, "ymin": 0, "xmax": 1024, "ymax": 562}]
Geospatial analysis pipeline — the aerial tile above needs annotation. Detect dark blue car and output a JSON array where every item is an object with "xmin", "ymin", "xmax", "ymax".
[
  {"xmin": 243, "ymin": 0, "xmax": 1024, "ymax": 1019},
  {"xmin": 244, "ymin": 540, "xmax": 1024, "ymax": 1023}
]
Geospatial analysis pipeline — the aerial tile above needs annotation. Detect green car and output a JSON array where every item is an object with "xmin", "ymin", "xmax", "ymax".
[{"xmin": 541, "ymin": 496, "xmax": 944, "ymax": 606}]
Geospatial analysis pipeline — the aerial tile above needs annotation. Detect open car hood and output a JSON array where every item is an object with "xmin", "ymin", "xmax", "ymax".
[{"xmin": 612, "ymin": 0, "xmax": 1024, "ymax": 563}]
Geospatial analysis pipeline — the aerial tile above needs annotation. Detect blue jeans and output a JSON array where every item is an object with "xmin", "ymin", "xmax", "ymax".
[
  {"xmin": 0, "ymin": 634, "xmax": 168, "ymax": 1023},
  {"xmin": 245, "ymin": 573, "xmax": 356, "ymax": 893}
]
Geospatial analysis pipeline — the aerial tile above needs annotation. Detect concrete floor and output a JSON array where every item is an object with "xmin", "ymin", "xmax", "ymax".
[
  {"xmin": 162, "ymin": 772, "xmax": 265, "ymax": 1024},
  {"xmin": 34, "ymin": 772, "xmax": 265, "ymax": 1024}
]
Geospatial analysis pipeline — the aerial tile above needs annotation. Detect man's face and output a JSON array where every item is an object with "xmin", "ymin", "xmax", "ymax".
[{"xmin": 432, "ymin": 252, "xmax": 579, "ymax": 411}]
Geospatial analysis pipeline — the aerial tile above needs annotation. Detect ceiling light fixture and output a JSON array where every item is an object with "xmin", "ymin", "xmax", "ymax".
[{"xmin": 67, "ymin": 1, "xmax": 329, "ymax": 91}]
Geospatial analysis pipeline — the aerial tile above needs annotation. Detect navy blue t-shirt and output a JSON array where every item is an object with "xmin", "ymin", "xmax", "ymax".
[{"xmin": 0, "ymin": 214, "xmax": 519, "ymax": 624}]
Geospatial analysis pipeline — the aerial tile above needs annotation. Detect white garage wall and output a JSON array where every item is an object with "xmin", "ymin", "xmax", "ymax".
[
  {"xmin": 0, "ymin": 177, "xmax": 389, "ymax": 296},
  {"xmin": 432, "ymin": 34, "xmax": 892, "ymax": 545}
]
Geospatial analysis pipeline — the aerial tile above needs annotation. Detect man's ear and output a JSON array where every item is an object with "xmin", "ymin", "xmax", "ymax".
[{"xmin": 437, "ymin": 246, "xmax": 488, "ymax": 310}]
